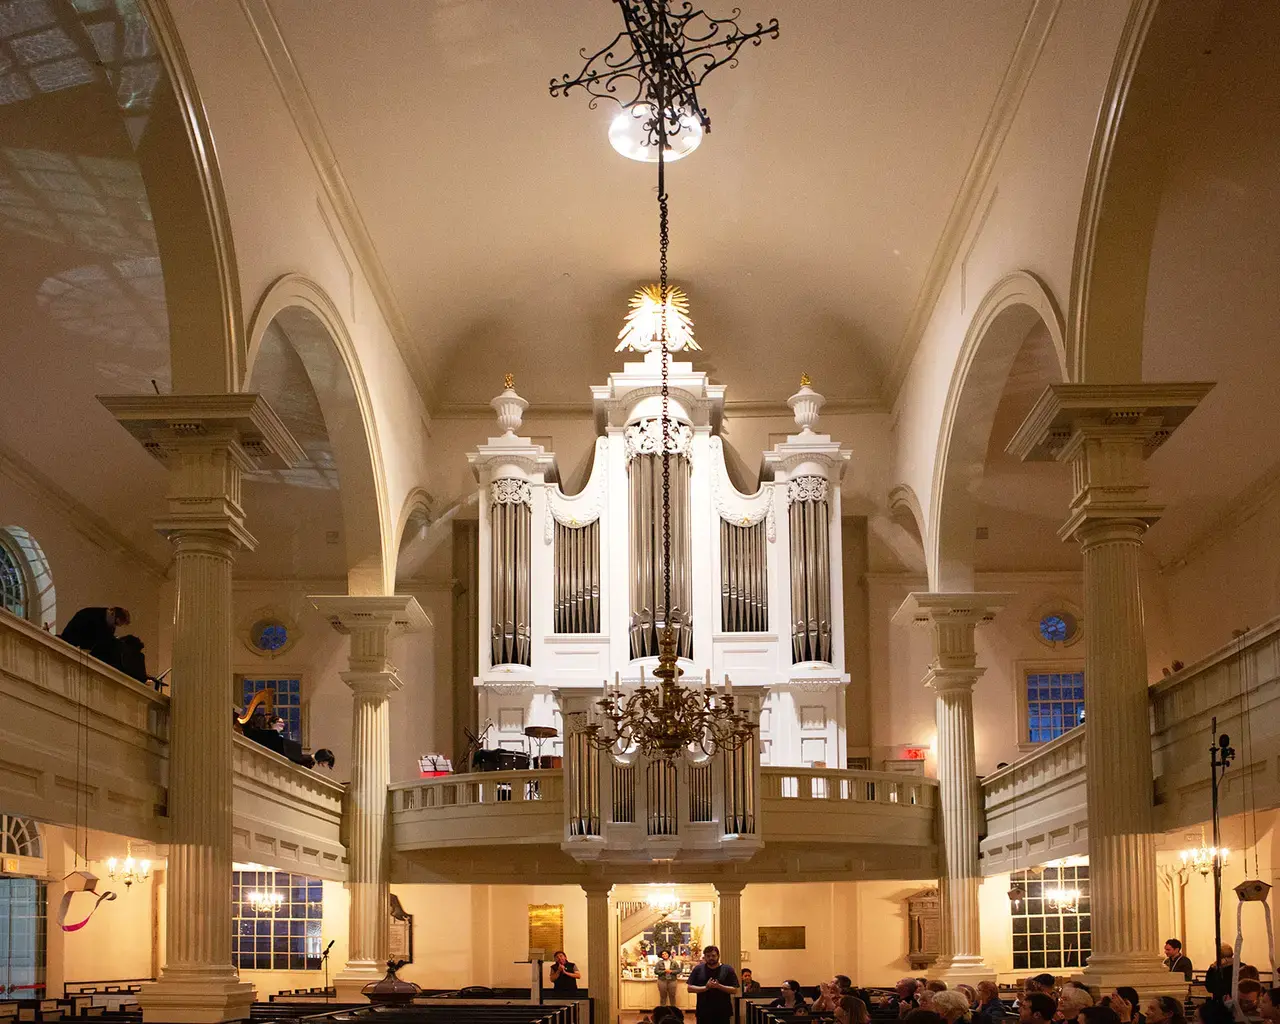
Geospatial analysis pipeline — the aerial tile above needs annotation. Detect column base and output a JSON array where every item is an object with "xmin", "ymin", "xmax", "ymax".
[
  {"xmin": 1079, "ymin": 953, "xmax": 1184, "ymax": 998},
  {"xmin": 932, "ymin": 955, "xmax": 995, "ymax": 984},
  {"xmin": 332, "ymin": 962, "xmax": 385, "ymax": 1003},
  {"xmin": 140, "ymin": 966, "xmax": 255, "ymax": 1024}
]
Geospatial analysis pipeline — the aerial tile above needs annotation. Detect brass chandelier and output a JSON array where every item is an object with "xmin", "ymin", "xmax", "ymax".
[{"xmin": 552, "ymin": 0, "xmax": 775, "ymax": 763}]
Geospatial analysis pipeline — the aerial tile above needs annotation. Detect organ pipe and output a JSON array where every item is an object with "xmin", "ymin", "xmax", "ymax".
[
  {"xmin": 720, "ymin": 519, "xmax": 768, "ymax": 632},
  {"xmin": 554, "ymin": 520, "xmax": 601, "ymax": 633},
  {"xmin": 628, "ymin": 448, "xmax": 692, "ymax": 659},
  {"xmin": 788, "ymin": 476, "xmax": 832, "ymax": 663},
  {"xmin": 490, "ymin": 479, "xmax": 532, "ymax": 666}
]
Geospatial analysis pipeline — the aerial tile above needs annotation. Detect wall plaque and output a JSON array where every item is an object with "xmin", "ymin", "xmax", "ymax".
[
  {"xmin": 758, "ymin": 926, "xmax": 805, "ymax": 950},
  {"xmin": 529, "ymin": 903, "xmax": 564, "ymax": 959}
]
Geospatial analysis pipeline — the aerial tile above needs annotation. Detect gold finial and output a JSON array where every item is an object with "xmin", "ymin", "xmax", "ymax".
[
  {"xmin": 503, "ymin": 373, "xmax": 515, "ymax": 390},
  {"xmin": 800, "ymin": 373, "xmax": 811, "ymax": 388}
]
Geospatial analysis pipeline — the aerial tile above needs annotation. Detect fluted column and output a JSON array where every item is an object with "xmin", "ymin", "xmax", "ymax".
[
  {"xmin": 1008, "ymin": 381, "xmax": 1212, "ymax": 995},
  {"xmin": 895, "ymin": 593, "xmax": 1008, "ymax": 983},
  {"xmin": 99, "ymin": 394, "xmax": 303, "ymax": 1023},
  {"xmin": 715, "ymin": 881, "xmax": 745, "ymax": 970},
  {"xmin": 583, "ymin": 881, "xmax": 613, "ymax": 1024},
  {"xmin": 309, "ymin": 595, "xmax": 428, "ymax": 998}
]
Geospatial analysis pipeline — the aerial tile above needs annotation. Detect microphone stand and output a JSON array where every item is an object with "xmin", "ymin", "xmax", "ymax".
[{"xmin": 322, "ymin": 942, "xmax": 333, "ymax": 1003}]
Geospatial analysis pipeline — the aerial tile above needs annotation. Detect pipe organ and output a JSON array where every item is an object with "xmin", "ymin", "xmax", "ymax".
[{"xmin": 469, "ymin": 345, "xmax": 851, "ymax": 861}]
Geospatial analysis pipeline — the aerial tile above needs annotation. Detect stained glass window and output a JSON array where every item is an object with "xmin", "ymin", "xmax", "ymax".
[
  {"xmin": 1026, "ymin": 671, "xmax": 1085, "ymax": 744},
  {"xmin": 240, "ymin": 677, "xmax": 302, "ymax": 742},
  {"xmin": 231, "ymin": 870, "xmax": 323, "ymax": 972},
  {"xmin": 1011, "ymin": 865, "xmax": 1090, "ymax": 971},
  {"xmin": 1038, "ymin": 611, "xmax": 1078, "ymax": 644},
  {"xmin": 251, "ymin": 618, "xmax": 289, "ymax": 652}
]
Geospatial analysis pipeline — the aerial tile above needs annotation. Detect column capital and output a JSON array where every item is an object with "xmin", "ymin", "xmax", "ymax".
[
  {"xmin": 714, "ymin": 880, "xmax": 746, "ymax": 897},
  {"xmin": 309, "ymin": 594, "xmax": 431, "ymax": 637},
  {"xmin": 341, "ymin": 670, "xmax": 403, "ymax": 698},
  {"xmin": 895, "ymin": 593, "xmax": 1011, "ymax": 693},
  {"xmin": 1006, "ymin": 382, "xmax": 1212, "ymax": 541},
  {"xmin": 580, "ymin": 879, "xmax": 614, "ymax": 898},
  {"xmin": 100, "ymin": 393, "xmax": 304, "ymax": 551}
]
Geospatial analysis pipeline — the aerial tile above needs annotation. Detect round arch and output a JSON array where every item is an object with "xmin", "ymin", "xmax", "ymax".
[
  {"xmin": 246, "ymin": 275, "xmax": 391, "ymax": 596},
  {"xmin": 928, "ymin": 271, "xmax": 1065, "ymax": 592},
  {"xmin": 1067, "ymin": 0, "xmax": 1221, "ymax": 383},
  {"xmin": 0, "ymin": 526, "xmax": 57, "ymax": 630}
]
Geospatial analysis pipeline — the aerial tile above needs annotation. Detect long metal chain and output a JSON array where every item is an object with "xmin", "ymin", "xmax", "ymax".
[{"xmin": 654, "ymin": 10, "xmax": 673, "ymax": 635}]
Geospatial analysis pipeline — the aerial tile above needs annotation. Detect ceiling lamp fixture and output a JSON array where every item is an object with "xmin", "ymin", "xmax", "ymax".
[
  {"xmin": 105, "ymin": 840, "xmax": 151, "ymax": 890},
  {"xmin": 552, "ymin": 1, "xmax": 775, "ymax": 763},
  {"xmin": 609, "ymin": 104, "xmax": 703, "ymax": 163},
  {"xmin": 1044, "ymin": 886, "xmax": 1082, "ymax": 914},
  {"xmin": 1181, "ymin": 828, "xmax": 1229, "ymax": 878},
  {"xmin": 645, "ymin": 886, "xmax": 680, "ymax": 913},
  {"xmin": 246, "ymin": 889, "xmax": 285, "ymax": 914}
]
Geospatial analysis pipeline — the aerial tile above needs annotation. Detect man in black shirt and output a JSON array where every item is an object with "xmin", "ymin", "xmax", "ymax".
[
  {"xmin": 687, "ymin": 945, "xmax": 739, "ymax": 1024},
  {"xmin": 550, "ymin": 950, "xmax": 581, "ymax": 994},
  {"xmin": 60, "ymin": 606, "xmax": 130, "ymax": 669},
  {"xmin": 1164, "ymin": 938, "xmax": 1193, "ymax": 980}
]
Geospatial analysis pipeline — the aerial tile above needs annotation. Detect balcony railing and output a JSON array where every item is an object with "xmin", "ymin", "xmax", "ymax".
[
  {"xmin": 760, "ymin": 767, "xmax": 937, "ymax": 848},
  {"xmin": 392, "ymin": 769, "xmax": 566, "ymax": 848}
]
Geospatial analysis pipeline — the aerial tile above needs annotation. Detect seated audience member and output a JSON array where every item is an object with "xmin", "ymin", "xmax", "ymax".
[
  {"xmin": 60, "ymin": 606, "xmax": 131, "ymax": 668},
  {"xmin": 772, "ymin": 980, "xmax": 806, "ymax": 1011},
  {"xmin": 1079, "ymin": 1008, "xmax": 1122, "ymax": 1024},
  {"xmin": 957, "ymin": 985, "xmax": 978, "ymax": 1009},
  {"xmin": 929, "ymin": 982, "xmax": 951, "ymax": 994},
  {"xmin": 1204, "ymin": 945, "xmax": 1237, "ymax": 1000},
  {"xmin": 314, "ymin": 748, "xmax": 336, "ymax": 770},
  {"xmin": 1057, "ymin": 985, "xmax": 1094, "ymax": 1022},
  {"xmin": 976, "ymin": 980, "xmax": 1007, "ymax": 1021},
  {"xmin": 1236, "ymin": 981, "xmax": 1263, "ymax": 1017},
  {"xmin": 1196, "ymin": 1001, "xmax": 1234, "ymax": 1024},
  {"xmin": 1020, "ymin": 993, "xmax": 1058, "ymax": 1024},
  {"xmin": 654, "ymin": 1006, "xmax": 685, "ymax": 1024},
  {"xmin": 1239, "ymin": 966, "xmax": 1261, "ymax": 982},
  {"xmin": 920, "ymin": 990, "xmax": 939, "ymax": 1011},
  {"xmin": 1164, "ymin": 939, "xmax": 1193, "ymax": 980},
  {"xmin": 1029, "ymin": 976, "xmax": 1058, "ymax": 998},
  {"xmin": 740, "ymin": 969, "xmax": 761, "ymax": 996},
  {"xmin": 1261, "ymin": 989, "xmax": 1280, "ymax": 1024},
  {"xmin": 814, "ymin": 976, "xmax": 853, "ymax": 1013},
  {"xmin": 934, "ymin": 991, "xmax": 972, "ymax": 1024},
  {"xmin": 1108, "ymin": 987, "xmax": 1142, "ymax": 1024},
  {"xmin": 893, "ymin": 979, "xmax": 922, "ymax": 1016},
  {"xmin": 837, "ymin": 994, "xmax": 871, "ymax": 1024},
  {"xmin": 906, "ymin": 1012, "xmax": 944, "ymax": 1024},
  {"xmin": 1142, "ymin": 997, "xmax": 1184, "ymax": 1024}
]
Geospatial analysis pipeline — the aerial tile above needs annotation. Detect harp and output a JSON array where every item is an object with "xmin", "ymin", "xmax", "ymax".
[{"xmin": 236, "ymin": 687, "xmax": 275, "ymax": 727}]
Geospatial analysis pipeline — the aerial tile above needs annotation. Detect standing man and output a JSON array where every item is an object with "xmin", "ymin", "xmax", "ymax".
[
  {"xmin": 1163, "ymin": 938, "xmax": 1193, "ymax": 980},
  {"xmin": 687, "ymin": 945, "xmax": 739, "ymax": 1024},
  {"xmin": 550, "ymin": 950, "xmax": 581, "ymax": 995}
]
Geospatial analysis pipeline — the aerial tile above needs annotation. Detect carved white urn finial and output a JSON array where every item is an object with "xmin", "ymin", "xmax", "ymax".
[
  {"xmin": 491, "ymin": 373, "xmax": 528, "ymax": 436},
  {"xmin": 789, "ymin": 374, "xmax": 824, "ymax": 434}
]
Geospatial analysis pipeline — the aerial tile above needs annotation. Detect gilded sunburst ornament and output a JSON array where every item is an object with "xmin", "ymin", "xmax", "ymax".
[{"xmin": 616, "ymin": 284, "xmax": 699, "ymax": 353}]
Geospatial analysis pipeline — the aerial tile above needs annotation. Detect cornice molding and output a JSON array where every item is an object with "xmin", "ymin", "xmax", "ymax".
[
  {"xmin": 1159, "ymin": 460, "xmax": 1280, "ymax": 574},
  {"xmin": 236, "ymin": 0, "xmax": 431, "ymax": 405},
  {"xmin": 0, "ymin": 442, "xmax": 168, "ymax": 579},
  {"xmin": 432, "ymin": 396, "xmax": 886, "ymax": 421},
  {"xmin": 882, "ymin": 0, "xmax": 1062, "ymax": 404}
]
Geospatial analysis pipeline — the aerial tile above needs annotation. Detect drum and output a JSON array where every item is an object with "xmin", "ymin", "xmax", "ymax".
[{"xmin": 536, "ymin": 755, "xmax": 563, "ymax": 769}]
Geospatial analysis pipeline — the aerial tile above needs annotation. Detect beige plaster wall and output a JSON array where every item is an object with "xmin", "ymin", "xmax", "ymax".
[{"xmin": 0, "ymin": 480, "xmax": 165, "ymax": 652}]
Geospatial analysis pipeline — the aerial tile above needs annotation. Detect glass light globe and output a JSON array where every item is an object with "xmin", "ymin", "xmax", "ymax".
[{"xmin": 608, "ymin": 104, "xmax": 704, "ymax": 163}]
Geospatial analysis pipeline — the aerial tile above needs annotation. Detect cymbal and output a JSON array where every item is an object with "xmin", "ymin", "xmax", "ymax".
[{"xmin": 523, "ymin": 725, "xmax": 559, "ymax": 738}]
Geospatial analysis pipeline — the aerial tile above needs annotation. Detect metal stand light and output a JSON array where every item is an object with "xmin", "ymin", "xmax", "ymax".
[{"xmin": 1209, "ymin": 717, "xmax": 1235, "ymax": 973}]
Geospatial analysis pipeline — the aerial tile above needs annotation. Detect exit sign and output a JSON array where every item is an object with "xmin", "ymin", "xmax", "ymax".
[{"xmin": 2, "ymin": 857, "xmax": 18, "ymax": 873}]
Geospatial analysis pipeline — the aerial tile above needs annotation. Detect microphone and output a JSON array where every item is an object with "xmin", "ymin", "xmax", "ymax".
[{"xmin": 323, "ymin": 940, "xmax": 335, "ymax": 955}]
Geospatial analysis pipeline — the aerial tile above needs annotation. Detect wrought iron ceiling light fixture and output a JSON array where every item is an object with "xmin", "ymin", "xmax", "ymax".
[{"xmin": 551, "ymin": 1, "xmax": 776, "ymax": 762}]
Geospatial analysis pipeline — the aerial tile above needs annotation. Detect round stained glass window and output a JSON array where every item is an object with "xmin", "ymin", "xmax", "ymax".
[
  {"xmin": 251, "ymin": 619, "xmax": 289, "ymax": 653},
  {"xmin": 1038, "ymin": 612, "xmax": 1078, "ymax": 644}
]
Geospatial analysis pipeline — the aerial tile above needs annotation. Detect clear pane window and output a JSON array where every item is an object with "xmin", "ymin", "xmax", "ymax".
[
  {"xmin": 1026, "ymin": 671, "xmax": 1084, "ymax": 744},
  {"xmin": 1011, "ymin": 865, "xmax": 1090, "ymax": 972},
  {"xmin": 231, "ymin": 870, "xmax": 323, "ymax": 972}
]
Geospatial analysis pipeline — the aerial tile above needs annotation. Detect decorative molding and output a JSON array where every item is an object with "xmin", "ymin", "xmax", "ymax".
[
  {"xmin": 139, "ymin": 0, "xmax": 246, "ymax": 390},
  {"xmin": 236, "ymin": 0, "xmax": 430, "ymax": 403},
  {"xmin": 491, "ymin": 478, "xmax": 532, "ymax": 508},
  {"xmin": 1159, "ymin": 460, "xmax": 1280, "ymax": 573},
  {"xmin": 882, "ymin": 0, "xmax": 1063, "ymax": 403},
  {"xmin": 624, "ymin": 419, "xmax": 693, "ymax": 461},
  {"xmin": 433, "ymin": 397, "xmax": 886, "ymax": 420},
  {"xmin": 0, "ymin": 441, "xmax": 168, "ymax": 579},
  {"xmin": 786, "ymin": 476, "xmax": 828, "ymax": 506},
  {"xmin": 708, "ymin": 438, "xmax": 775, "ymax": 540},
  {"xmin": 545, "ymin": 438, "xmax": 608, "ymax": 541}
]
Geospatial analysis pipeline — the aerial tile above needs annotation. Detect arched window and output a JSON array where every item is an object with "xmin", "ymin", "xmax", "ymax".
[
  {"xmin": 0, "ymin": 534, "xmax": 25, "ymax": 617},
  {"xmin": 0, "ymin": 814, "xmax": 43, "ymax": 858},
  {"xmin": 0, "ymin": 527, "xmax": 56, "ymax": 629}
]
